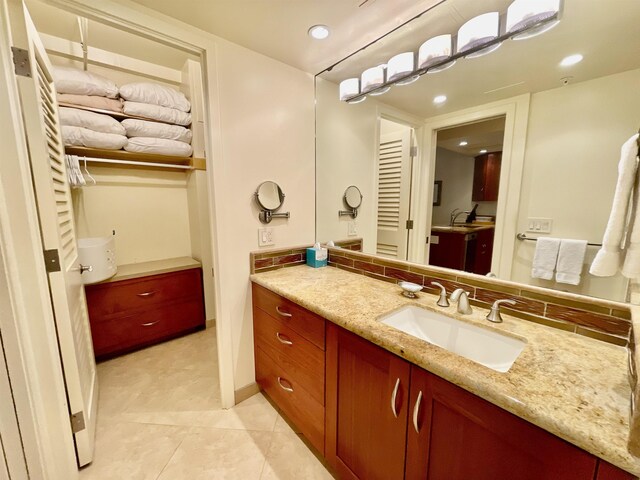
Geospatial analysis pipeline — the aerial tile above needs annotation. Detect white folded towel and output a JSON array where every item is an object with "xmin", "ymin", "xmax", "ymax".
[
  {"xmin": 590, "ymin": 133, "xmax": 639, "ymax": 276},
  {"xmin": 531, "ymin": 237, "xmax": 560, "ymax": 280},
  {"xmin": 556, "ymin": 239, "xmax": 587, "ymax": 285}
]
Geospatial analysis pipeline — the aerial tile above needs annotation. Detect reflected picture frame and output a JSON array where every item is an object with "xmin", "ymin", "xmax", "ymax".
[{"xmin": 433, "ymin": 180, "xmax": 442, "ymax": 206}]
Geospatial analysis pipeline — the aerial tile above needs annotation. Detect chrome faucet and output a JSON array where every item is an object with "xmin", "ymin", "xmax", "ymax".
[
  {"xmin": 449, "ymin": 208, "xmax": 470, "ymax": 226},
  {"xmin": 486, "ymin": 299, "xmax": 516, "ymax": 323},
  {"xmin": 450, "ymin": 288, "xmax": 472, "ymax": 314},
  {"xmin": 430, "ymin": 282, "xmax": 450, "ymax": 307}
]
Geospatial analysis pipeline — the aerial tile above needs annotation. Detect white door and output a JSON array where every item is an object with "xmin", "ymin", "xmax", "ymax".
[
  {"xmin": 376, "ymin": 129, "xmax": 413, "ymax": 259},
  {"xmin": 8, "ymin": 1, "xmax": 97, "ymax": 466}
]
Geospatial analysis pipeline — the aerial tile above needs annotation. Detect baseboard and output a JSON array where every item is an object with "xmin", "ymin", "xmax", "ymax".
[
  {"xmin": 234, "ymin": 382, "xmax": 260, "ymax": 404},
  {"xmin": 206, "ymin": 318, "xmax": 216, "ymax": 329}
]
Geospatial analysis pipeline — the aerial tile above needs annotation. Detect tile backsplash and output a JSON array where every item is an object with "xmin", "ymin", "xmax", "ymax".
[{"xmin": 250, "ymin": 240, "xmax": 631, "ymax": 347}]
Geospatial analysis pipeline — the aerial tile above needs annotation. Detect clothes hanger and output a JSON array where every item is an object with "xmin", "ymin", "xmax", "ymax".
[{"xmin": 82, "ymin": 156, "xmax": 96, "ymax": 185}]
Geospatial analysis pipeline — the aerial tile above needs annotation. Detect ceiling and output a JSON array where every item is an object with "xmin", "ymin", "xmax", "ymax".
[
  {"xmin": 125, "ymin": 0, "xmax": 445, "ymax": 74},
  {"xmin": 437, "ymin": 117, "xmax": 505, "ymax": 157}
]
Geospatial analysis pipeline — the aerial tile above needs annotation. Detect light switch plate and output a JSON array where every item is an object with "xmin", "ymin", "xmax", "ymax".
[
  {"xmin": 348, "ymin": 221, "xmax": 357, "ymax": 236},
  {"xmin": 258, "ymin": 227, "xmax": 274, "ymax": 247},
  {"xmin": 526, "ymin": 217, "xmax": 553, "ymax": 233}
]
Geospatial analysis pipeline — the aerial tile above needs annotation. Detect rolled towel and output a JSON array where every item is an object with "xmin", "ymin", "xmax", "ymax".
[
  {"xmin": 531, "ymin": 237, "xmax": 560, "ymax": 280},
  {"xmin": 57, "ymin": 93, "xmax": 124, "ymax": 113},
  {"xmin": 123, "ymin": 101, "xmax": 191, "ymax": 126},
  {"xmin": 122, "ymin": 118, "xmax": 192, "ymax": 144},
  {"xmin": 555, "ymin": 239, "xmax": 587, "ymax": 285},
  {"xmin": 59, "ymin": 107, "xmax": 125, "ymax": 136},
  {"xmin": 124, "ymin": 137, "xmax": 193, "ymax": 157},
  {"xmin": 52, "ymin": 66, "xmax": 118, "ymax": 99},
  {"xmin": 119, "ymin": 82, "xmax": 190, "ymax": 112},
  {"xmin": 62, "ymin": 126, "xmax": 128, "ymax": 150},
  {"xmin": 590, "ymin": 133, "xmax": 640, "ymax": 276}
]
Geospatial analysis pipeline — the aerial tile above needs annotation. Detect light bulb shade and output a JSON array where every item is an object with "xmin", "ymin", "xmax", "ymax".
[
  {"xmin": 361, "ymin": 66, "xmax": 385, "ymax": 93},
  {"xmin": 506, "ymin": 0, "xmax": 560, "ymax": 34},
  {"xmin": 418, "ymin": 34, "xmax": 453, "ymax": 70},
  {"xmin": 387, "ymin": 52, "xmax": 415, "ymax": 82},
  {"xmin": 457, "ymin": 12, "xmax": 500, "ymax": 54},
  {"xmin": 339, "ymin": 78, "xmax": 360, "ymax": 101}
]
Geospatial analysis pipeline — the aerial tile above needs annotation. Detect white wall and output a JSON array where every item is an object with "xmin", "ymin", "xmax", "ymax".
[
  {"xmin": 316, "ymin": 78, "xmax": 379, "ymax": 251},
  {"xmin": 512, "ymin": 68, "xmax": 640, "ymax": 301}
]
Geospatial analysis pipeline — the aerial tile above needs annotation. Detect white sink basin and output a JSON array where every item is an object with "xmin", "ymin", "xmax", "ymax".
[{"xmin": 379, "ymin": 306, "xmax": 525, "ymax": 372}]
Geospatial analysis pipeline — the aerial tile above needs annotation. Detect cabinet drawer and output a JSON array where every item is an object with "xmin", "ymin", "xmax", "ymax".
[
  {"xmin": 253, "ymin": 306, "xmax": 324, "ymax": 405},
  {"xmin": 256, "ymin": 346, "xmax": 324, "ymax": 455},
  {"xmin": 86, "ymin": 268, "xmax": 202, "ymax": 320},
  {"xmin": 90, "ymin": 299, "xmax": 204, "ymax": 358},
  {"xmin": 252, "ymin": 283, "xmax": 325, "ymax": 350}
]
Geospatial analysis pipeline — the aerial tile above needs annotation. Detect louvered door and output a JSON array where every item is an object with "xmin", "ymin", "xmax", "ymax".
[
  {"xmin": 376, "ymin": 130, "xmax": 413, "ymax": 259},
  {"xmin": 9, "ymin": 1, "xmax": 97, "ymax": 466}
]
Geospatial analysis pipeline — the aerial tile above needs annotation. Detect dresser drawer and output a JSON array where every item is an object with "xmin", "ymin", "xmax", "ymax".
[
  {"xmin": 252, "ymin": 283, "xmax": 325, "ymax": 350},
  {"xmin": 253, "ymin": 306, "xmax": 324, "ymax": 405},
  {"xmin": 86, "ymin": 268, "xmax": 202, "ymax": 320},
  {"xmin": 255, "ymin": 346, "xmax": 324, "ymax": 455},
  {"xmin": 91, "ymin": 299, "xmax": 204, "ymax": 358}
]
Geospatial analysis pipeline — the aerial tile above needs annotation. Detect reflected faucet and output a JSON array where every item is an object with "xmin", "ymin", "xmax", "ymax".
[{"xmin": 450, "ymin": 208, "xmax": 470, "ymax": 226}]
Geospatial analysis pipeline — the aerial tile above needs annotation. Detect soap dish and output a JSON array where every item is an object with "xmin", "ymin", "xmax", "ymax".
[{"xmin": 399, "ymin": 281, "xmax": 422, "ymax": 298}]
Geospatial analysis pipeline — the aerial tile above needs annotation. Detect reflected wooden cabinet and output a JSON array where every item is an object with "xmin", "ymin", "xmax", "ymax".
[
  {"xmin": 473, "ymin": 151, "xmax": 502, "ymax": 201},
  {"xmin": 472, "ymin": 228, "xmax": 494, "ymax": 275}
]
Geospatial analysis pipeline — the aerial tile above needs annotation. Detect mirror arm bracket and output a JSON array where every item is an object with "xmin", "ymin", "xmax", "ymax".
[
  {"xmin": 339, "ymin": 208, "xmax": 358, "ymax": 219},
  {"xmin": 259, "ymin": 210, "xmax": 291, "ymax": 224}
]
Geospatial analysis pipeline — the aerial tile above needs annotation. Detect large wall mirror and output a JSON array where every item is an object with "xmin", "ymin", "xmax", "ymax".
[{"xmin": 315, "ymin": 0, "xmax": 640, "ymax": 302}]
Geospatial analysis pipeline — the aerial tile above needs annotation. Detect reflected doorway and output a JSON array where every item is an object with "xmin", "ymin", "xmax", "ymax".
[{"xmin": 427, "ymin": 117, "xmax": 506, "ymax": 275}]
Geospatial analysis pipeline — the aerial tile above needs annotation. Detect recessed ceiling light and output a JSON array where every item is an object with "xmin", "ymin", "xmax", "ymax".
[
  {"xmin": 433, "ymin": 95, "xmax": 447, "ymax": 104},
  {"xmin": 560, "ymin": 54, "xmax": 583, "ymax": 67},
  {"xmin": 479, "ymin": 149, "xmax": 488, "ymax": 154},
  {"xmin": 459, "ymin": 141, "xmax": 468, "ymax": 146},
  {"xmin": 308, "ymin": 25, "xmax": 330, "ymax": 40}
]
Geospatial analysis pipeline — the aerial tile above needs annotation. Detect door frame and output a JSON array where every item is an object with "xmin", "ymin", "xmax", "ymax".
[{"xmin": 416, "ymin": 94, "xmax": 530, "ymax": 278}]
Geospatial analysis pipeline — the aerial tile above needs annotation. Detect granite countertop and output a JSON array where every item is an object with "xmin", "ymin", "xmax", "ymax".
[
  {"xmin": 102, "ymin": 256, "xmax": 201, "ymax": 283},
  {"xmin": 250, "ymin": 265, "xmax": 638, "ymax": 475},
  {"xmin": 431, "ymin": 224, "xmax": 495, "ymax": 234}
]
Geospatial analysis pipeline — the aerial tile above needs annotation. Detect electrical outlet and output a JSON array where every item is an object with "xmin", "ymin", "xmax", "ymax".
[
  {"xmin": 348, "ymin": 221, "xmax": 357, "ymax": 236},
  {"xmin": 526, "ymin": 217, "xmax": 553, "ymax": 233},
  {"xmin": 258, "ymin": 227, "xmax": 274, "ymax": 247}
]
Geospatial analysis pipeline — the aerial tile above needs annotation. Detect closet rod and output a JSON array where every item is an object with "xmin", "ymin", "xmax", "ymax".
[{"xmin": 84, "ymin": 157, "xmax": 193, "ymax": 170}]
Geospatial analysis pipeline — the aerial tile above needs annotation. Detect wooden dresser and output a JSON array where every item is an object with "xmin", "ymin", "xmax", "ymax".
[{"xmin": 85, "ymin": 257, "xmax": 206, "ymax": 359}]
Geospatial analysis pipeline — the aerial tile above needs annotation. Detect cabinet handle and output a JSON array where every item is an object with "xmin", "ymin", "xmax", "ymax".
[
  {"xmin": 277, "ymin": 376, "xmax": 294, "ymax": 392},
  {"xmin": 275, "ymin": 306, "xmax": 292, "ymax": 318},
  {"xmin": 137, "ymin": 291, "xmax": 157, "ymax": 298},
  {"xmin": 275, "ymin": 332, "xmax": 293, "ymax": 345},
  {"xmin": 141, "ymin": 320, "xmax": 160, "ymax": 327},
  {"xmin": 391, "ymin": 378, "xmax": 400, "ymax": 418},
  {"xmin": 412, "ymin": 390, "xmax": 423, "ymax": 433}
]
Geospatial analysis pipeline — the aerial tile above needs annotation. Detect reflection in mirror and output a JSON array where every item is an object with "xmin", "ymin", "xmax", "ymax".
[
  {"xmin": 255, "ymin": 181, "xmax": 289, "ymax": 224},
  {"xmin": 315, "ymin": 0, "xmax": 640, "ymax": 302}
]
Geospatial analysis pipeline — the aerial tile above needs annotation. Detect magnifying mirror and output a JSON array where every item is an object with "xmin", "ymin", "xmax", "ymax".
[
  {"xmin": 255, "ymin": 181, "xmax": 290, "ymax": 224},
  {"xmin": 339, "ymin": 185, "xmax": 363, "ymax": 218}
]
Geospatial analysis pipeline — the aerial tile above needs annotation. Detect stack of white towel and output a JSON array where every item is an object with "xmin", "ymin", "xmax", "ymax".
[
  {"xmin": 531, "ymin": 238, "xmax": 588, "ymax": 285},
  {"xmin": 119, "ymin": 83, "xmax": 193, "ymax": 157}
]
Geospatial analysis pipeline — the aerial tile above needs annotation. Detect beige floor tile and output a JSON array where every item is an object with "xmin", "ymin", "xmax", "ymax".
[
  {"xmin": 157, "ymin": 428, "xmax": 272, "ymax": 480},
  {"xmin": 261, "ymin": 430, "xmax": 334, "ymax": 480}
]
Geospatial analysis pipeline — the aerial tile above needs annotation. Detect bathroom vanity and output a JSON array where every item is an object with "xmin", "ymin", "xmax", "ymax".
[{"xmin": 251, "ymin": 266, "xmax": 637, "ymax": 479}]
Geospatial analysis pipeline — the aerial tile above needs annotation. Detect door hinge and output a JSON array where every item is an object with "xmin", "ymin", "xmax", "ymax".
[
  {"xmin": 410, "ymin": 146, "xmax": 418, "ymax": 157},
  {"xmin": 70, "ymin": 411, "xmax": 85, "ymax": 433},
  {"xmin": 11, "ymin": 47, "xmax": 31, "ymax": 77},
  {"xmin": 43, "ymin": 249, "xmax": 61, "ymax": 273},
  {"xmin": 406, "ymin": 220, "xmax": 414, "ymax": 230},
  {"xmin": 425, "ymin": 236, "xmax": 429, "ymax": 244}
]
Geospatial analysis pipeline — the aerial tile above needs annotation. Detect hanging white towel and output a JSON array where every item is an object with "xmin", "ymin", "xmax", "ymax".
[
  {"xmin": 590, "ymin": 133, "xmax": 639, "ymax": 276},
  {"xmin": 623, "ymin": 164, "xmax": 640, "ymax": 278},
  {"xmin": 556, "ymin": 239, "xmax": 587, "ymax": 285},
  {"xmin": 531, "ymin": 237, "xmax": 561, "ymax": 280}
]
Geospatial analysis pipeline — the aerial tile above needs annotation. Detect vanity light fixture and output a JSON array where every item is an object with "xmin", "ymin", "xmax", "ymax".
[
  {"xmin": 459, "ymin": 140, "xmax": 468, "ymax": 146},
  {"xmin": 339, "ymin": 78, "xmax": 360, "ymax": 101},
  {"xmin": 506, "ymin": 0, "xmax": 561, "ymax": 40},
  {"xmin": 308, "ymin": 24, "xmax": 330, "ymax": 40},
  {"xmin": 419, "ymin": 34, "xmax": 456, "ymax": 73},
  {"xmin": 433, "ymin": 95, "xmax": 447, "ymax": 104},
  {"xmin": 560, "ymin": 53, "xmax": 583, "ymax": 67},
  {"xmin": 361, "ymin": 66, "xmax": 385, "ymax": 93},
  {"xmin": 457, "ymin": 12, "xmax": 502, "ymax": 58},
  {"xmin": 387, "ymin": 52, "xmax": 419, "ymax": 85}
]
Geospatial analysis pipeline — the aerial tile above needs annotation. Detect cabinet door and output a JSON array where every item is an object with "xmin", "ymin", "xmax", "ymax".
[
  {"xmin": 472, "ymin": 152, "xmax": 502, "ymax": 201},
  {"xmin": 596, "ymin": 461, "xmax": 636, "ymax": 480},
  {"xmin": 406, "ymin": 367, "xmax": 598, "ymax": 480},
  {"xmin": 326, "ymin": 324, "xmax": 410, "ymax": 480},
  {"xmin": 472, "ymin": 229, "xmax": 494, "ymax": 275},
  {"xmin": 429, "ymin": 231, "xmax": 466, "ymax": 270}
]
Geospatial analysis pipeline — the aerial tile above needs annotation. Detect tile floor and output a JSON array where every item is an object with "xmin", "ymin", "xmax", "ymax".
[{"xmin": 80, "ymin": 328, "xmax": 333, "ymax": 479}]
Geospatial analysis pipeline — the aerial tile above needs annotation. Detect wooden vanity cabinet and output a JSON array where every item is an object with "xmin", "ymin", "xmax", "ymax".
[
  {"xmin": 472, "ymin": 227, "xmax": 494, "ymax": 275},
  {"xmin": 326, "ymin": 323, "xmax": 410, "ymax": 480},
  {"xmin": 472, "ymin": 151, "xmax": 502, "ymax": 201}
]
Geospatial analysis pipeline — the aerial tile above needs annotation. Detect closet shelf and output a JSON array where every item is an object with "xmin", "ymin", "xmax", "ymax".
[{"xmin": 65, "ymin": 146, "xmax": 206, "ymax": 171}]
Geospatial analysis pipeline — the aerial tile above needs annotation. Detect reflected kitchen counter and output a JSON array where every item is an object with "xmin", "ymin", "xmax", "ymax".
[{"xmin": 431, "ymin": 223, "xmax": 495, "ymax": 234}]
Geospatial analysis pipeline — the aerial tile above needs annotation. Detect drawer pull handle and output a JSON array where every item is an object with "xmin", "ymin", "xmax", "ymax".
[
  {"xmin": 391, "ymin": 378, "xmax": 400, "ymax": 418},
  {"xmin": 137, "ymin": 291, "xmax": 157, "ymax": 298},
  {"xmin": 275, "ymin": 332, "xmax": 293, "ymax": 345},
  {"xmin": 141, "ymin": 320, "xmax": 160, "ymax": 327},
  {"xmin": 412, "ymin": 390, "xmax": 423, "ymax": 434},
  {"xmin": 275, "ymin": 306, "xmax": 292, "ymax": 318},
  {"xmin": 277, "ymin": 376, "xmax": 294, "ymax": 392}
]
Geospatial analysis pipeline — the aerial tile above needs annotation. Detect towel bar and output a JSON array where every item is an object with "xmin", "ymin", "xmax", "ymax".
[{"xmin": 516, "ymin": 233, "xmax": 601, "ymax": 247}]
